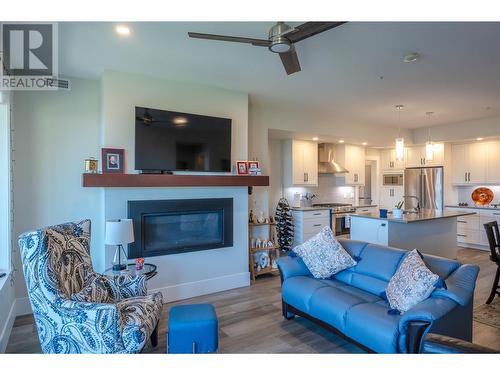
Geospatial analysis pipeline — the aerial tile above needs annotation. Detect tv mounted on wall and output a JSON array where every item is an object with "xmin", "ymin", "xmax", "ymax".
[{"xmin": 135, "ymin": 107, "xmax": 232, "ymax": 173}]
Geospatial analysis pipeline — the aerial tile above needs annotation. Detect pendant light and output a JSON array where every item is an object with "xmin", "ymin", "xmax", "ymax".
[
  {"xmin": 395, "ymin": 105, "xmax": 405, "ymax": 162},
  {"xmin": 425, "ymin": 111, "xmax": 434, "ymax": 161}
]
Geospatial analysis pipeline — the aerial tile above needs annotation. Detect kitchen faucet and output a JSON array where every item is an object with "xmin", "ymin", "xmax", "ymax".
[{"xmin": 403, "ymin": 195, "xmax": 421, "ymax": 212}]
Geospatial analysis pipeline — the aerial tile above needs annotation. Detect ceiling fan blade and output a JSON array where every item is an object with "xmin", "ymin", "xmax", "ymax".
[
  {"xmin": 188, "ymin": 32, "xmax": 270, "ymax": 47},
  {"xmin": 286, "ymin": 22, "xmax": 346, "ymax": 43},
  {"xmin": 279, "ymin": 47, "xmax": 301, "ymax": 75}
]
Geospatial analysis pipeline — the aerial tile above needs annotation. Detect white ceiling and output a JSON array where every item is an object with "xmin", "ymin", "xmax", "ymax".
[{"xmin": 59, "ymin": 22, "xmax": 500, "ymax": 128}]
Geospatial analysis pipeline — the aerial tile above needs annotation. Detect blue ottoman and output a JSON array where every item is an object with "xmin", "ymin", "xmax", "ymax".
[{"xmin": 167, "ymin": 304, "xmax": 218, "ymax": 354}]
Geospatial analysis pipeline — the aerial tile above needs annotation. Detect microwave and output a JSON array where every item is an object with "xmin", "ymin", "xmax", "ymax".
[{"xmin": 383, "ymin": 173, "xmax": 403, "ymax": 186}]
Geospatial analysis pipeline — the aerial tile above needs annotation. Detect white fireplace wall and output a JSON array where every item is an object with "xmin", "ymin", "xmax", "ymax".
[
  {"xmin": 104, "ymin": 187, "xmax": 249, "ymax": 302},
  {"xmin": 100, "ymin": 70, "xmax": 251, "ymax": 301}
]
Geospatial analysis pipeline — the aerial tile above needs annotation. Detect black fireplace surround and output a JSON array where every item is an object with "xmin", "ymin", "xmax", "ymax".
[{"xmin": 128, "ymin": 198, "xmax": 233, "ymax": 258}]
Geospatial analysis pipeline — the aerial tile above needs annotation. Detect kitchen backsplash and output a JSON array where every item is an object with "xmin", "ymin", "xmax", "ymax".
[
  {"xmin": 456, "ymin": 185, "xmax": 500, "ymax": 205},
  {"xmin": 284, "ymin": 175, "xmax": 357, "ymax": 206}
]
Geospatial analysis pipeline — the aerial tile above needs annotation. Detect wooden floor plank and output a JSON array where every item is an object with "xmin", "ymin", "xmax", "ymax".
[{"xmin": 5, "ymin": 247, "xmax": 500, "ymax": 353}]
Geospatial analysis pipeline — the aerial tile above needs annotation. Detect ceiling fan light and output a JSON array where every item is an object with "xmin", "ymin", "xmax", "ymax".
[{"xmin": 269, "ymin": 37, "xmax": 291, "ymax": 53}]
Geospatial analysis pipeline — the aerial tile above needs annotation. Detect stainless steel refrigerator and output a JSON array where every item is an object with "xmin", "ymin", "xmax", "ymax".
[{"xmin": 404, "ymin": 167, "xmax": 443, "ymax": 211}]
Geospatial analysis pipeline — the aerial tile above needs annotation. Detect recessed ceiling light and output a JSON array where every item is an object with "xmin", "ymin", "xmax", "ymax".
[
  {"xmin": 115, "ymin": 25, "xmax": 131, "ymax": 36},
  {"xmin": 403, "ymin": 52, "xmax": 420, "ymax": 63},
  {"xmin": 173, "ymin": 116, "xmax": 188, "ymax": 126},
  {"xmin": 338, "ymin": 139, "xmax": 345, "ymax": 143},
  {"xmin": 312, "ymin": 137, "xmax": 319, "ymax": 141},
  {"xmin": 362, "ymin": 142, "xmax": 367, "ymax": 146},
  {"xmin": 476, "ymin": 137, "xmax": 484, "ymax": 141}
]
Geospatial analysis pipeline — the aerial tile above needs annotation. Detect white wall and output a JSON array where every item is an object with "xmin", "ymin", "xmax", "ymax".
[
  {"xmin": 101, "ymin": 70, "xmax": 248, "ymax": 174},
  {"xmin": 11, "ymin": 71, "xmax": 250, "ymax": 311},
  {"xmin": 12, "ymin": 78, "xmax": 103, "ymax": 301}
]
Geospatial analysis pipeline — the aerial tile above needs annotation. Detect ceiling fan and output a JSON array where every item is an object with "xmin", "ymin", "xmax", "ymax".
[
  {"xmin": 188, "ymin": 22, "xmax": 346, "ymax": 75},
  {"xmin": 136, "ymin": 108, "xmax": 157, "ymax": 126}
]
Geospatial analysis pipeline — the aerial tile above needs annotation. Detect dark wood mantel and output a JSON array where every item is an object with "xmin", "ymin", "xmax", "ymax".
[{"xmin": 82, "ymin": 173, "xmax": 269, "ymax": 188}]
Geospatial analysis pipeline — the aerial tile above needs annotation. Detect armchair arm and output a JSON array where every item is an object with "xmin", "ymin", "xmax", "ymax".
[
  {"xmin": 431, "ymin": 264, "xmax": 479, "ymax": 306},
  {"xmin": 54, "ymin": 299, "xmax": 122, "ymax": 353},
  {"xmin": 102, "ymin": 273, "xmax": 147, "ymax": 298},
  {"xmin": 276, "ymin": 256, "xmax": 311, "ymax": 282}
]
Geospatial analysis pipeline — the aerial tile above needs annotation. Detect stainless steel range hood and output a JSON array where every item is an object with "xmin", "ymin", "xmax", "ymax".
[{"xmin": 318, "ymin": 143, "xmax": 349, "ymax": 174}]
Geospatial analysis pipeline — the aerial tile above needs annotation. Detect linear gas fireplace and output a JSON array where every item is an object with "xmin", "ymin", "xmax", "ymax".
[{"xmin": 128, "ymin": 198, "xmax": 233, "ymax": 258}]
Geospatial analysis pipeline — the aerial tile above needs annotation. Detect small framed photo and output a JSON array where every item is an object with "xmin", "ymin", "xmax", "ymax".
[
  {"xmin": 102, "ymin": 148, "xmax": 125, "ymax": 174},
  {"xmin": 236, "ymin": 161, "xmax": 248, "ymax": 175},
  {"xmin": 247, "ymin": 161, "xmax": 260, "ymax": 170}
]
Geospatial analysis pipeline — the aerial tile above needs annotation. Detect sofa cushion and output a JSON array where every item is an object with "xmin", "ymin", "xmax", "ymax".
[
  {"xmin": 309, "ymin": 283, "xmax": 382, "ymax": 330},
  {"xmin": 344, "ymin": 300, "xmax": 402, "ymax": 353},
  {"xmin": 282, "ymin": 276, "xmax": 327, "ymax": 313},
  {"xmin": 293, "ymin": 226, "xmax": 357, "ymax": 279},
  {"xmin": 386, "ymin": 249, "xmax": 440, "ymax": 313}
]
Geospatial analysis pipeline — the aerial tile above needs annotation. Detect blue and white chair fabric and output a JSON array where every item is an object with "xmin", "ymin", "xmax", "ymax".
[{"xmin": 18, "ymin": 219, "xmax": 163, "ymax": 354}]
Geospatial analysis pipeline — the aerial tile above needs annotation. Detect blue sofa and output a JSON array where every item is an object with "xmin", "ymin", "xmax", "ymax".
[{"xmin": 276, "ymin": 239, "xmax": 479, "ymax": 353}]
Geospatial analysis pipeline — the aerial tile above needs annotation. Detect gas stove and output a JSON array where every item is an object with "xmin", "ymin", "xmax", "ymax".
[{"xmin": 312, "ymin": 203, "xmax": 356, "ymax": 214}]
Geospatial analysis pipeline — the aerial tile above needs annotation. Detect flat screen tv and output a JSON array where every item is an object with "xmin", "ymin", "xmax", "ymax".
[{"xmin": 135, "ymin": 107, "xmax": 232, "ymax": 172}]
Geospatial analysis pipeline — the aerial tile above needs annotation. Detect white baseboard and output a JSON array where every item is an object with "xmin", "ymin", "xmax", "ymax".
[
  {"xmin": 0, "ymin": 300, "xmax": 16, "ymax": 353},
  {"xmin": 150, "ymin": 272, "xmax": 250, "ymax": 303}
]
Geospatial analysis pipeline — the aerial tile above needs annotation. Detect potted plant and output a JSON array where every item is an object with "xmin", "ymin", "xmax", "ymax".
[{"xmin": 393, "ymin": 201, "xmax": 404, "ymax": 218}]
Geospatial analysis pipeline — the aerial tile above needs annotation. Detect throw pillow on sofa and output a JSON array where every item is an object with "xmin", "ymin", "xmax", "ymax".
[
  {"xmin": 292, "ymin": 226, "xmax": 357, "ymax": 279},
  {"xmin": 385, "ymin": 249, "xmax": 440, "ymax": 313}
]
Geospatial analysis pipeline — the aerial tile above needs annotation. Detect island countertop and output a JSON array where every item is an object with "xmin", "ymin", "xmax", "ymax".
[{"xmin": 350, "ymin": 209, "xmax": 476, "ymax": 223}]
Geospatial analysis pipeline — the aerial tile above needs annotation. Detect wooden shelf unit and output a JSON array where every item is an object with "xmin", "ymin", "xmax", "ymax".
[{"xmin": 248, "ymin": 222, "xmax": 280, "ymax": 282}]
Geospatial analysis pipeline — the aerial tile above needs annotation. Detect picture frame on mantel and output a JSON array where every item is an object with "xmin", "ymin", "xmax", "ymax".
[{"xmin": 102, "ymin": 148, "xmax": 125, "ymax": 174}]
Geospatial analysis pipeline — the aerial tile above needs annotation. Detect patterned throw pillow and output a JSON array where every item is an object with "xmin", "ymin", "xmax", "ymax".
[
  {"xmin": 385, "ymin": 249, "xmax": 440, "ymax": 313},
  {"xmin": 293, "ymin": 226, "xmax": 357, "ymax": 279}
]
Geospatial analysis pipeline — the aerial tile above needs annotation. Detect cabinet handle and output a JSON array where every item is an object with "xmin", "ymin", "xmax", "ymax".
[
  {"xmin": 467, "ymin": 172, "xmax": 471, "ymax": 182},
  {"xmin": 313, "ymin": 224, "xmax": 322, "ymax": 227},
  {"xmin": 381, "ymin": 223, "xmax": 387, "ymax": 227},
  {"xmin": 457, "ymin": 220, "xmax": 467, "ymax": 223},
  {"xmin": 457, "ymin": 234, "xmax": 467, "ymax": 237},
  {"xmin": 313, "ymin": 213, "xmax": 321, "ymax": 216},
  {"xmin": 464, "ymin": 172, "xmax": 467, "ymax": 182},
  {"xmin": 304, "ymin": 173, "xmax": 308, "ymax": 182}
]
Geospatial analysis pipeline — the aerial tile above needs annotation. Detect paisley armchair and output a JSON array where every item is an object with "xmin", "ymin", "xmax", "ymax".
[{"xmin": 18, "ymin": 219, "xmax": 163, "ymax": 354}]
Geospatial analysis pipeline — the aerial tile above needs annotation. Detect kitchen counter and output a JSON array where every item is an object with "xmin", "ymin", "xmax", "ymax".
[
  {"xmin": 352, "ymin": 204, "xmax": 378, "ymax": 209},
  {"xmin": 291, "ymin": 206, "xmax": 331, "ymax": 211},
  {"xmin": 446, "ymin": 205, "xmax": 500, "ymax": 211},
  {"xmin": 351, "ymin": 209, "xmax": 476, "ymax": 223},
  {"xmin": 350, "ymin": 209, "xmax": 473, "ymax": 259}
]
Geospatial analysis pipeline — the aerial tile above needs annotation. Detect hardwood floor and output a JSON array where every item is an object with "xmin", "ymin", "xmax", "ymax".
[{"xmin": 5, "ymin": 247, "xmax": 500, "ymax": 353}]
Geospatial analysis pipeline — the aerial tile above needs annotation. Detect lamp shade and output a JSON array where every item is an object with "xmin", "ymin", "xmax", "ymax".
[{"xmin": 105, "ymin": 219, "xmax": 134, "ymax": 245}]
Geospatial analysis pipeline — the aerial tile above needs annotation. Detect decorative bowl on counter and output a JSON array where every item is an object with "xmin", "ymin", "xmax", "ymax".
[{"xmin": 471, "ymin": 187, "xmax": 494, "ymax": 206}]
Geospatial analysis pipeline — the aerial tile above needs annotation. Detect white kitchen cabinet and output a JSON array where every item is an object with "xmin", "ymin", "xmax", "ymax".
[
  {"xmin": 292, "ymin": 209, "xmax": 331, "ymax": 246},
  {"xmin": 379, "ymin": 186, "xmax": 404, "ymax": 209},
  {"xmin": 451, "ymin": 142, "xmax": 487, "ymax": 184},
  {"xmin": 405, "ymin": 144, "xmax": 445, "ymax": 168},
  {"xmin": 448, "ymin": 207, "xmax": 500, "ymax": 249},
  {"xmin": 335, "ymin": 144, "xmax": 365, "ymax": 185},
  {"xmin": 486, "ymin": 141, "xmax": 500, "ymax": 183},
  {"xmin": 282, "ymin": 140, "xmax": 318, "ymax": 187},
  {"xmin": 381, "ymin": 149, "xmax": 405, "ymax": 171}
]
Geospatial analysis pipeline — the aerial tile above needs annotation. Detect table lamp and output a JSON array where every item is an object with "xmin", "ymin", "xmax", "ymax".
[{"xmin": 105, "ymin": 219, "xmax": 134, "ymax": 271}]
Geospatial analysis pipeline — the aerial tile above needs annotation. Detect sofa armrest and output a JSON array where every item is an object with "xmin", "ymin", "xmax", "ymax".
[
  {"xmin": 102, "ymin": 273, "xmax": 147, "ymax": 298},
  {"xmin": 276, "ymin": 256, "xmax": 311, "ymax": 282},
  {"xmin": 421, "ymin": 333, "xmax": 498, "ymax": 354},
  {"xmin": 431, "ymin": 264, "xmax": 479, "ymax": 306},
  {"xmin": 399, "ymin": 297, "xmax": 457, "ymax": 330}
]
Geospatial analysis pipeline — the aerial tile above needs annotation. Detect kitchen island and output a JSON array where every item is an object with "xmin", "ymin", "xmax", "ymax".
[{"xmin": 350, "ymin": 209, "xmax": 476, "ymax": 259}]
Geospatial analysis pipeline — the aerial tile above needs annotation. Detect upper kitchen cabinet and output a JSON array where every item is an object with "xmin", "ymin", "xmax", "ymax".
[
  {"xmin": 335, "ymin": 144, "xmax": 366, "ymax": 185},
  {"xmin": 380, "ymin": 148, "xmax": 405, "ymax": 171},
  {"xmin": 486, "ymin": 141, "xmax": 500, "ymax": 183},
  {"xmin": 282, "ymin": 139, "xmax": 318, "ymax": 187},
  {"xmin": 405, "ymin": 143, "xmax": 445, "ymax": 168},
  {"xmin": 451, "ymin": 142, "xmax": 487, "ymax": 184}
]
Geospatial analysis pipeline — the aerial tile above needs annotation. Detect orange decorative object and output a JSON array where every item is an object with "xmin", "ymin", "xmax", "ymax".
[{"xmin": 471, "ymin": 187, "xmax": 494, "ymax": 206}]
